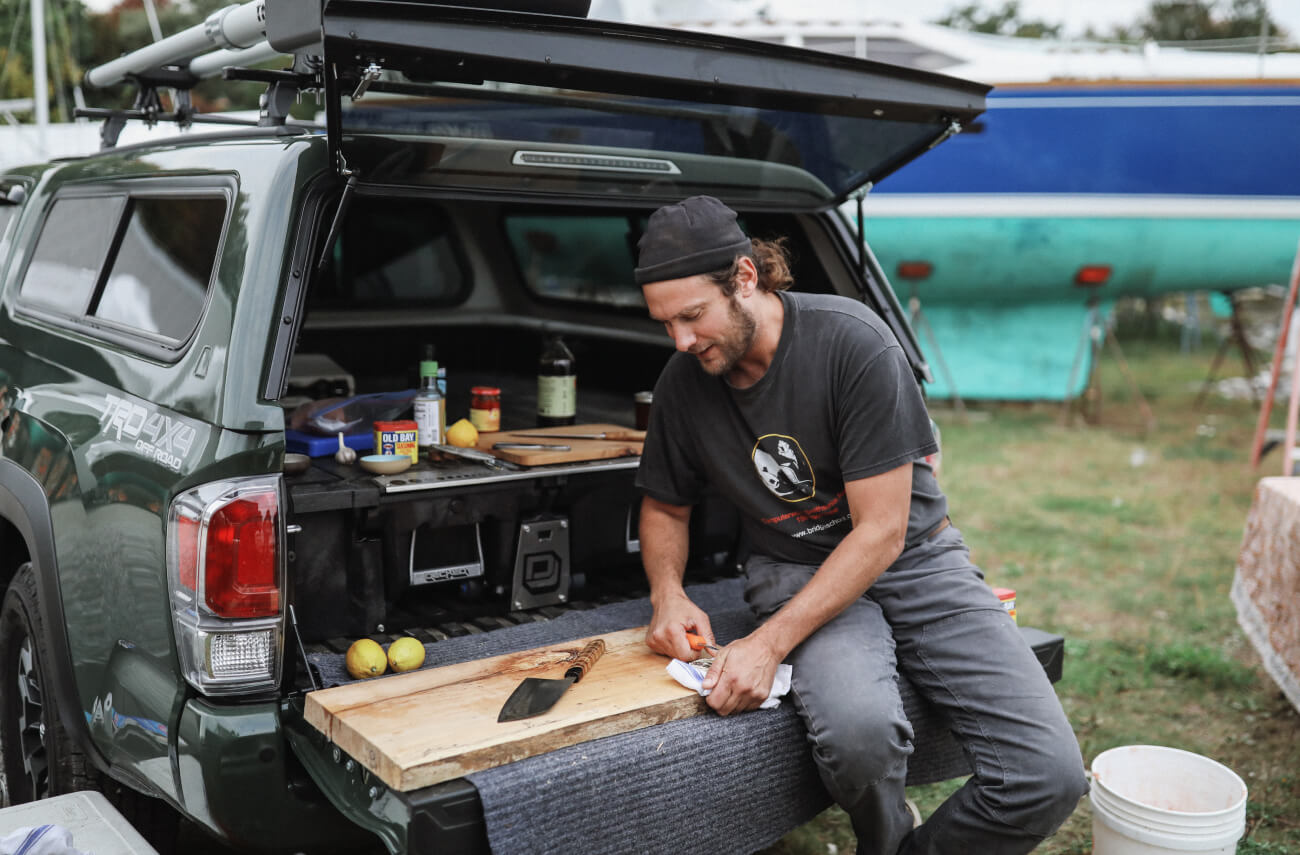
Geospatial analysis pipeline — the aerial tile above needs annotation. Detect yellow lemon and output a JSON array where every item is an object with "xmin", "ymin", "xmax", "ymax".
[
  {"xmin": 387, "ymin": 637, "xmax": 426, "ymax": 673},
  {"xmin": 345, "ymin": 638, "xmax": 387, "ymax": 679},
  {"xmin": 446, "ymin": 418, "xmax": 479, "ymax": 448}
]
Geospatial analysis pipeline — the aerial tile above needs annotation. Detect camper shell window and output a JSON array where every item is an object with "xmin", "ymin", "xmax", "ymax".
[{"xmin": 15, "ymin": 181, "xmax": 231, "ymax": 355}]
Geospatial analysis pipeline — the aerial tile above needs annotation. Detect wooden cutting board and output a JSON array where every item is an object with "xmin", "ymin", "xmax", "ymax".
[
  {"xmin": 303, "ymin": 628, "xmax": 706, "ymax": 791},
  {"xmin": 476, "ymin": 423, "xmax": 643, "ymax": 466}
]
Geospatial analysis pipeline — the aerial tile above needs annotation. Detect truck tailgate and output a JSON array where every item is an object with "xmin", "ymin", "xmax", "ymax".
[{"xmin": 287, "ymin": 578, "xmax": 1064, "ymax": 855}]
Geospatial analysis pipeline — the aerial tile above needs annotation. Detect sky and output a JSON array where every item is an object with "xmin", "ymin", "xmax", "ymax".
[{"xmin": 74, "ymin": 0, "xmax": 1300, "ymax": 41}]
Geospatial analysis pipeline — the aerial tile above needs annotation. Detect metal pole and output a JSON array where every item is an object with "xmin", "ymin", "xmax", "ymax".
[
  {"xmin": 1258, "ymin": 11, "xmax": 1270, "ymax": 78},
  {"xmin": 30, "ymin": 0, "xmax": 48, "ymax": 150},
  {"xmin": 85, "ymin": 0, "xmax": 270, "ymax": 89},
  {"xmin": 142, "ymin": 0, "xmax": 164, "ymax": 42},
  {"xmin": 188, "ymin": 42, "xmax": 285, "ymax": 79}
]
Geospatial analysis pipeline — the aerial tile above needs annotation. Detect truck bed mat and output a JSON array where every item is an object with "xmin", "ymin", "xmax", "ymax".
[{"xmin": 307, "ymin": 578, "xmax": 1059, "ymax": 854}]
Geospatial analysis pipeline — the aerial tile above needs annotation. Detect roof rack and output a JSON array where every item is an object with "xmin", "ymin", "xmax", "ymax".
[
  {"xmin": 76, "ymin": 0, "xmax": 321, "ymax": 148},
  {"xmin": 77, "ymin": 0, "xmax": 598, "ymax": 149}
]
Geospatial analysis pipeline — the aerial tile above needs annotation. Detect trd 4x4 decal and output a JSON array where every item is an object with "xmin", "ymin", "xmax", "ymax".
[{"xmin": 99, "ymin": 394, "xmax": 197, "ymax": 472}]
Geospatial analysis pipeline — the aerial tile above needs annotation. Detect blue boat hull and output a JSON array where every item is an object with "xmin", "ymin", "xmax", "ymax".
[{"xmin": 860, "ymin": 83, "xmax": 1300, "ymax": 400}]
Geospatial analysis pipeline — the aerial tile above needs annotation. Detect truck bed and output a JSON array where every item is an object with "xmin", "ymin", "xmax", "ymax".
[{"xmin": 288, "ymin": 577, "xmax": 1064, "ymax": 855}]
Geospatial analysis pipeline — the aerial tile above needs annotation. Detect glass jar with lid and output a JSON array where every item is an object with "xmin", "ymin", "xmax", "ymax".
[{"xmin": 470, "ymin": 386, "xmax": 501, "ymax": 432}]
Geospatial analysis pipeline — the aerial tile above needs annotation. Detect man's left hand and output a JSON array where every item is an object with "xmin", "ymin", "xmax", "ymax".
[{"xmin": 700, "ymin": 633, "xmax": 782, "ymax": 716}]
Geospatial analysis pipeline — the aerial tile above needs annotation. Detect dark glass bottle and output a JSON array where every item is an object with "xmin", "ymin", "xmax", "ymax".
[{"xmin": 537, "ymin": 335, "xmax": 576, "ymax": 427}]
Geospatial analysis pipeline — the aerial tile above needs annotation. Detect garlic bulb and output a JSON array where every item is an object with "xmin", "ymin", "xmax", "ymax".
[{"xmin": 335, "ymin": 433, "xmax": 357, "ymax": 465}]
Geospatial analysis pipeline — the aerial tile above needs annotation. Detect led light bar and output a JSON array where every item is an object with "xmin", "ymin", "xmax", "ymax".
[{"xmin": 512, "ymin": 150, "xmax": 681, "ymax": 174}]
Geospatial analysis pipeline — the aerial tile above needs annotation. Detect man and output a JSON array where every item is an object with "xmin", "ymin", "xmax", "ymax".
[{"xmin": 633, "ymin": 196, "xmax": 1087, "ymax": 854}]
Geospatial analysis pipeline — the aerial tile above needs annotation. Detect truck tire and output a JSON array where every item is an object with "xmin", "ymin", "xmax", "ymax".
[
  {"xmin": 0, "ymin": 562, "xmax": 94, "ymax": 804},
  {"xmin": 0, "ymin": 563, "xmax": 178, "ymax": 852}
]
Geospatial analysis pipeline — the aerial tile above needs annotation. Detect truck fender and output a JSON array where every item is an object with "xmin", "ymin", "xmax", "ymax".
[{"xmin": 0, "ymin": 457, "xmax": 110, "ymax": 776}]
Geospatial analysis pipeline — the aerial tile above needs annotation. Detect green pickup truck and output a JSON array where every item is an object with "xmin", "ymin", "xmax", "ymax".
[{"xmin": 0, "ymin": 1, "xmax": 1061, "ymax": 852}]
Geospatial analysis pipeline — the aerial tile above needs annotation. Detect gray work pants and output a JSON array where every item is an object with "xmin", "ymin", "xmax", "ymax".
[{"xmin": 742, "ymin": 525, "xmax": 1088, "ymax": 855}]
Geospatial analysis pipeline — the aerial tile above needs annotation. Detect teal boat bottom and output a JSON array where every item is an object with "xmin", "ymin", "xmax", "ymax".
[{"xmin": 915, "ymin": 301, "xmax": 1115, "ymax": 402}]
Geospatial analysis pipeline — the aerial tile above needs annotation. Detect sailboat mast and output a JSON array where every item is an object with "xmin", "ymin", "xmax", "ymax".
[{"xmin": 30, "ymin": 0, "xmax": 48, "ymax": 146}]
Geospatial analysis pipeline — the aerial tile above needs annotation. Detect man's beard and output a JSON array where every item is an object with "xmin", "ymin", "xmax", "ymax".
[{"xmin": 696, "ymin": 294, "xmax": 758, "ymax": 377}]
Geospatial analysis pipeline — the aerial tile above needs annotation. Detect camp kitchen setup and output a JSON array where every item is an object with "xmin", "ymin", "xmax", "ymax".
[{"xmin": 274, "ymin": 344, "xmax": 1063, "ymax": 854}]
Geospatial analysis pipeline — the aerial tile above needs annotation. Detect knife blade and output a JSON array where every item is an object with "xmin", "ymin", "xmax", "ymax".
[
  {"xmin": 498, "ymin": 639, "xmax": 606, "ymax": 722},
  {"xmin": 513, "ymin": 430, "xmax": 646, "ymax": 442},
  {"xmin": 492, "ymin": 442, "xmax": 572, "ymax": 451},
  {"xmin": 686, "ymin": 632, "xmax": 721, "ymax": 654},
  {"xmin": 430, "ymin": 444, "xmax": 521, "ymax": 470}
]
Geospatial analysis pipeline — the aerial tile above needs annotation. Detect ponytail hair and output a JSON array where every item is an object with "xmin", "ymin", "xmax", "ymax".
[{"xmin": 705, "ymin": 237, "xmax": 794, "ymax": 295}]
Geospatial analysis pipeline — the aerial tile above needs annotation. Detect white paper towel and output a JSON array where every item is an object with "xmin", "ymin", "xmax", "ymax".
[{"xmin": 667, "ymin": 658, "xmax": 792, "ymax": 710}]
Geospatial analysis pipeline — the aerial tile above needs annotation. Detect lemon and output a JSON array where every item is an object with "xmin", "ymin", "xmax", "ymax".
[
  {"xmin": 345, "ymin": 638, "xmax": 387, "ymax": 679},
  {"xmin": 446, "ymin": 418, "xmax": 479, "ymax": 448},
  {"xmin": 387, "ymin": 637, "xmax": 426, "ymax": 673}
]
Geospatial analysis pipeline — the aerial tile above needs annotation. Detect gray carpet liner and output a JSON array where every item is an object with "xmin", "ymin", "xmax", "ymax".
[{"xmin": 307, "ymin": 578, "xmax": 970, "ymax": 853}]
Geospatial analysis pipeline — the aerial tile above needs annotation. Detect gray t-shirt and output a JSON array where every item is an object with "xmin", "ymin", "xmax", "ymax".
[{"xmin": 636, "ymin": 291, "xmax": 946, "ymax": 566}]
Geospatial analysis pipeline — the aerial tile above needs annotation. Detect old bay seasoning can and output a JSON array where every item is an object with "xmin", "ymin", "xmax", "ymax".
[{"xmin": 374, "ymin": 419, "xmax": 419, "ymax": 465}]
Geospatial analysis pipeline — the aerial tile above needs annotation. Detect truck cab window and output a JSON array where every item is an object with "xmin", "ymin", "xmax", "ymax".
[{"xmin": 505, "ymin": 213, "xmax": 645, "ymax": 308}]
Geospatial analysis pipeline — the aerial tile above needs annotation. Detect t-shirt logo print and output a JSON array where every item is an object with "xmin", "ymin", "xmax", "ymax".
[{"xmin": 751, "ymin": 435, "xmax": 815, "ymax": 502}]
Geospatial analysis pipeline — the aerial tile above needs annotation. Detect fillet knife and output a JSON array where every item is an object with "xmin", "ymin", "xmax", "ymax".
[
  {"xmin": 498, "ymin": 639, "xmax": 606, "ymax": 722},
  {"xmin": 514, "ymin": 430, "xmax": 646, "ymax": 441},
  {"xmin": 430, "ymin": 443, "xmax": 521, "ymax": 470}
]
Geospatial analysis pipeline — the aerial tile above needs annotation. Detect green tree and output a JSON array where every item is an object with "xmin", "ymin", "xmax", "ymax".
[
  {"xmin": 1096, "ymin": 0, "xmax": 1287, "ymax": 43},
  {"xmin": 936, "ymin": 1, "xmax": 1063, "ymax": 38},
  {"xmin": 0, "ymin": 0, "xmax": 94, "ymax": 122}
]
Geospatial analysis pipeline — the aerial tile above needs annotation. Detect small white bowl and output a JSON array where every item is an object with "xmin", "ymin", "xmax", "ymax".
[
  {"xmin": 283, "ymin": 453, "xmax": 311, "ymax": 474},
  {"xmin": 360, "ymin": 454, "xmax": 412, "ymax": 475}
]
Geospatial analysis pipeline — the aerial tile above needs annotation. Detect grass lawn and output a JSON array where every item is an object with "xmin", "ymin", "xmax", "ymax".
[{"xmin": 763, "ymin": 298, "xmax": 1300, "ymax": 855}]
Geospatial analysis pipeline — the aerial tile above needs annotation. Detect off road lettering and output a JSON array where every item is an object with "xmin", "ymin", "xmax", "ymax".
[{"xmin": 101, "ymin": 395, "xmax": 196, "ymax": 471}]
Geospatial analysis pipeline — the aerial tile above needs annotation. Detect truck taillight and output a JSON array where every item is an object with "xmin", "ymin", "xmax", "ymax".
[
  {"xmin": 175, "ymin": 514, "xmax": 200, "ymax": 592},
  {"xmin": 168, "ymin": 476, "xmax": 284, "ymax": 696},
  {"xmin": 204, "ymin": 492, "xmax": 280, "ymax": 618}
]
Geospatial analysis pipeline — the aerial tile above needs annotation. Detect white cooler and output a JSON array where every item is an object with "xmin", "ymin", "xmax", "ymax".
[{"xmin": 0, "ymin": 792, "xmax": 158, "ymax": 855}]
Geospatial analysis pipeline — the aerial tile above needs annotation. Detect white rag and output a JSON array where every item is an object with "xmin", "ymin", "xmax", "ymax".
[
  {"xmin": 666, "ymin": 658, "xmax": 793, "ymax": 710},
  {"xmin": 0, "ymin": 825, "xmax": 89, "ymax": 855}
]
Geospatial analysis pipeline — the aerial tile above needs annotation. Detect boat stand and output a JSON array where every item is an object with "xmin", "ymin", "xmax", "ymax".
[
  {"xmin": 1061, "ymin": 298, "xmax": 1156, "ymax": 433},
  {"xmin": 1195, "ymin": 291, "xmax": 1260, "ymax": 407},
  {"xmin": 908, "ymin": 284, "xmax": 968, "ymax": 424}
]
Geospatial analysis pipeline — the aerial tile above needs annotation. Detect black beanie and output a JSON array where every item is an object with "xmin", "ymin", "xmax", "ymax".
[{"xmin": 634, "ymin": 196, "xmax": 753, "ymax": 286}]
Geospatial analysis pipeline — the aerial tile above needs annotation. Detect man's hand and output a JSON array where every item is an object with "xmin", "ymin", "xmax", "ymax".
[
  {"xmin": 701, "ymin": 632, "xmax": 782, "ymax": 716},
  {"xmin": 645, "ymin": 589, "xmax": 715, "ymax": 662}
]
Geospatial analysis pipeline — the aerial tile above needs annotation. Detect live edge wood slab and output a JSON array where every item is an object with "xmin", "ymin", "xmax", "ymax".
[
  {"xmin": 303, "ymin": 627, "xmax": 707, "ymax": 792},
  {"xmin": 475, "ymin": 423, "xmax": 643, "ymax": 466}
]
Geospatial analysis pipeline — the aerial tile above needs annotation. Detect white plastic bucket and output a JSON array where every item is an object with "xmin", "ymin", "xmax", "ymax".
[{"xmin": 1090, "ymin": 745, "xmax": 1247, "ymax": 855}]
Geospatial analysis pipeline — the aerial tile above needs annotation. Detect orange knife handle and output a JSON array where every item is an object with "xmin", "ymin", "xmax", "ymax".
[
  {"xmin": 565, "ymin": 639, "xmax": 606, "ymax": 682},
  {"xmin": 685, "ymin": 632, "xmax": 720, "ymax": 652},
  {"xmin": 609, "ymin": 430, "xmax": 647, "ymax": 442}
]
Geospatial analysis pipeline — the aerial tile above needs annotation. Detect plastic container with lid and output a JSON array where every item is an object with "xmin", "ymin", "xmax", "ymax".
[{"xmin": 470, "ymin": 386, "xmax": 501, "ymax": 432}]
